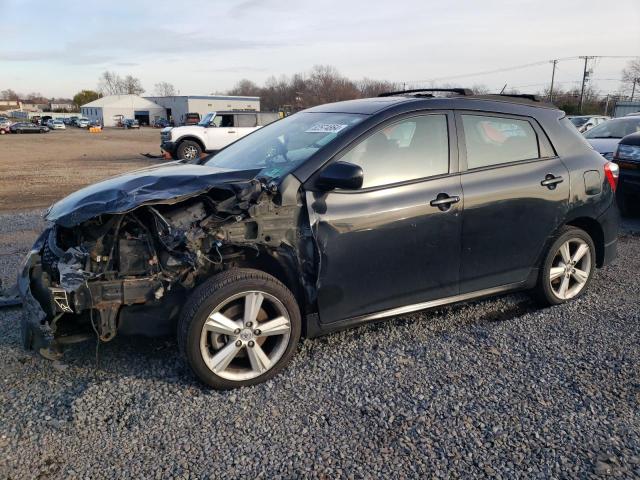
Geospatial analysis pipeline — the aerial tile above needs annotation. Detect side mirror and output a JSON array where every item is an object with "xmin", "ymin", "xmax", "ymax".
[{"xmin": 316, "ymin": 161, "xmax": 363, "ymax": 191}]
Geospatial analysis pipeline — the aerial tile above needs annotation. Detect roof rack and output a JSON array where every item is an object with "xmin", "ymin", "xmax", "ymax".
[
  {"xmin": 378, "ymin": 88, "xmax": 474, "ymax": 97},
  {"xmin": 494, "ymin": 93, "xmax": 542, "ymax": 102}
]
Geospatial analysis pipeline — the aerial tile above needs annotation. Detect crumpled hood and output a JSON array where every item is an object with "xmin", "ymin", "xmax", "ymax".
[
  {"xmin": 586, "ymin": 138, "xmax": 621, "ymax": 155},
  {"xmin": 45, "ymin": 162, "xmax": 262, "ymax": 227}
]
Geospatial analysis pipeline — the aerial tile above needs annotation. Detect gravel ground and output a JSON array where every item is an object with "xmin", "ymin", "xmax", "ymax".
[{"xmin": 1, "ymin": 211, "xmax": 639, "ymax": 479}]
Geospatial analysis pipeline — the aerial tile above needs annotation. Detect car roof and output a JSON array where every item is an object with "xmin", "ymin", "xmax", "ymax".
[{"xmin": 306, "ymin": 94, "xmax": 560, "ymax": 116}]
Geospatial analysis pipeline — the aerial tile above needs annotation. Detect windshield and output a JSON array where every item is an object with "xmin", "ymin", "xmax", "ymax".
[
  {"xmin": 204, "ymin": 112, "xmax": 367, "ymax": 179},
  {"xmin": 584, "ymin": 118, "xmax": 640, "ymax": 139},
  {"xmin": 198, "ymin": 113, "xmax": 214, "ymax": 127},
  {"xmin": 569, "ymin": 117, "xmax": 589, "ymax": 127}
]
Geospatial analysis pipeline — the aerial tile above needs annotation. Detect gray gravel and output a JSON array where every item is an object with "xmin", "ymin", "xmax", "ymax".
[{"xmin": 1, "ymin": 211, "xmax": 639, "ymax": 479}]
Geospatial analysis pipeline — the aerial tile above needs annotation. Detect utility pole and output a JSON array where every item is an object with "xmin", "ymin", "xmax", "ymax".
[
  {"xmin": 579, "ymin": 56, "xmax": 593, "ymax": 113},
  {"xmin": 632, "ymin": 78, "xmax": 639, "ymax": 102},
  {"xmin": 604, "ymin": 94, "xmax": 610, "ymax": 116},
  {"xmin": 549, "ymin": 59, "xmax": 558, "ymax": 102}
]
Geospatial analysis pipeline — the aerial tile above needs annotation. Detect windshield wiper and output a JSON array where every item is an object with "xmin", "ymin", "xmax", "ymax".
[{"xmin": 588, "ymin": 136, "xmax": 622, "ymax": 139}]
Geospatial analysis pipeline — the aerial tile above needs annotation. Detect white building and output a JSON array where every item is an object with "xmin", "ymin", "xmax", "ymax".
[
  {"xmin": 146, "ymin": 95, "xmax": 260, "ymax": 125},
  {"xmin": 80, "ymin": 94, "xmax": 167, "ymax": 127}
]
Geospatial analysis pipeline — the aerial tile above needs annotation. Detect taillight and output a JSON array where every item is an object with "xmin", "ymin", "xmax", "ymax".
[{"xmin": 604, "ymin": 161, "xmax": 619, "ymax": 192}]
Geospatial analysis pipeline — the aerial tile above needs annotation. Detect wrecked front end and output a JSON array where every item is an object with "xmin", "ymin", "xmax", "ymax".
[{"xmin": 19, "ymin": 174, "xmax": 310, "ymax": 357}]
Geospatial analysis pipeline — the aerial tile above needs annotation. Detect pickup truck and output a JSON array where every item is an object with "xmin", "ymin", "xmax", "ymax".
[{"xmin": 160, "ymin": 111, "xmax": 279, "ymax": 160}]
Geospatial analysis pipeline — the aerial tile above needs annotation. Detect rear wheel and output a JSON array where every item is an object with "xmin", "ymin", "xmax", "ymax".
[
  {"xmin": 535, "ymin": 226, "xmax": 596, "ymax": 305},
  {"xmin": 178, "ymin": 269, "xmax": 301, "ymax": 389},
  {"xmin": 176, "ymin": 140, "xmax": 202, "ymax": 160}
]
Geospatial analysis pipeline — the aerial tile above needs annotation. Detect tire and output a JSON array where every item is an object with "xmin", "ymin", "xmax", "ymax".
[
  {"xmin": 178, "ymin": 268, "xmax": 301, "ymax": 389},
  {"xmin": 176, "ymin": 140, "xmax": 202, "ymax": 160},
  {"xmin": 535, "ymin": 226, "xmax": 596, "ymax": 306}
]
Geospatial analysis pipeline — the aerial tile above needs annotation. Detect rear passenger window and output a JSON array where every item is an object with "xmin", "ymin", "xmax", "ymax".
[
  {"xmin": 462, "ymin": 115, "xmax": 540, "ymax": 169},
  {"xmin": 236, "ymin": 114, "xmax": 257, "ymax": 127},
  {"xmin": 339, "ymin": 115, "xmax": 449, "ymax": 188}
]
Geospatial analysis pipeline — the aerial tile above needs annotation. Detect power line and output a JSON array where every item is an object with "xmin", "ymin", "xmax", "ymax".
[{"xmin": 404, "ymin": 55, "xmax": 638, "ymax": 85}]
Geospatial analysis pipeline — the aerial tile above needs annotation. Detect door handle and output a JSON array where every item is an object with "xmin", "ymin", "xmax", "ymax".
[
  {"xmin": 430, "ymin": 194, "xmax": 460, "ymax": 211},
  {"xmin": 541, "ymin": 174, "xmax": 564, "ymax": 189},
  {"xmin": 227, "ymin": 130, "xmax": 236, "ymax": 133}
]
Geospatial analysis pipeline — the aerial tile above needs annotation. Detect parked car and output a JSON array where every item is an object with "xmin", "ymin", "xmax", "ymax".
[
  {"xmin": 153, "ymin": 118, "xmax": 172, "ymax": 128},
  {"xmin": 10, "ymin": 122, "xmax": 48, "ymax": 134},
  {"xmin": 584, "ymin": 116, "xmax": 640, "ymax": 160},
  {"xmin": 123, "ymin": 119, "xmax": 140, "ymax": 129},
  {"xmin": 48, "ymin": 120, "xmax": 66, "ymax": 130},
  {"xmin": 567, "ymin": 115, "xmax": 609, "ymax": 133},
  {"xmin": 19, "ymin": 89, "xmax": 619, "ymax": 389},
  {"xmin": 613, "ymin": 131, "xmax": 640, "ymax": 215},
  {"xmin": 0, "ymin": 124, "xmax": 11, "ymax": 135},
  {"xmin": 69, "ymin": 116, "xmax": 79, "ymax": 126},
  {"xmin": 161, "ymin": 111, "xmax": 280, "ymax": 160},
  {"xmin": 0, "ymin": 117, "xmax": 11, "ymax": 131},
  {"xmin": 77, "ymin": 118, "xmax": 90, "ymax": 128}
]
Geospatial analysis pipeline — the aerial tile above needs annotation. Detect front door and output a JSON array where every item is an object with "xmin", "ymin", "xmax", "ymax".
[
  {"xmin": 307, "ymin": 112, "xmax": 464, "ymax": 324},
  {"xmin": 456, "ymin": 112, "xmax": 570, "ymax": 292}
]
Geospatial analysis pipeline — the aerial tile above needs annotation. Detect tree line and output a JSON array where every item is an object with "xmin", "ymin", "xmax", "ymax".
[{"xmin": 2, "ymin": 59, "xmax": 638, "ymax": 114}]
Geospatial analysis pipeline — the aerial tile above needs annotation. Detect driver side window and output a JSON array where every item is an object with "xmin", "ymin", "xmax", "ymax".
[{"xmin": 338, "ymin": 115, "xmax": 449, "ymax": 189}]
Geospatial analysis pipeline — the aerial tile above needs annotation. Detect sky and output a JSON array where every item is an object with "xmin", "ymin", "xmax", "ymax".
[{"xmin": 1, "ymin": 0, "xmax": 638, "ymax": 98}]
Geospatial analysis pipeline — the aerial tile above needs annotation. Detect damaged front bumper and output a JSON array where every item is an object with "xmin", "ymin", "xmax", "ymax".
[{"xmin": 18, "ymin": 229, "xmax": 53, "ymax": 350}]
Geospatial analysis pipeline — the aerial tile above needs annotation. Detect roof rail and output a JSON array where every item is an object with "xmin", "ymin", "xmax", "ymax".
[
  {"xmin": 494, "ymin": 93, "xmax": 542, "ymax": 102},
  {"xmin": 378, "ymin": 88, "xmax": 474, "ymax": 97}
]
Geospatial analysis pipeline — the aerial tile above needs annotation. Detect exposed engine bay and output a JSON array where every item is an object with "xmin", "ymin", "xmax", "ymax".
[{"xmin": 19, "ymin": 176, "xmax": 314, "ymax": 355}]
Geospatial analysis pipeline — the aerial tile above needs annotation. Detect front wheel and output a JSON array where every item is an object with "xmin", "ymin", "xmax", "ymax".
[
  {"xmin": 178, "ymin": 269, "xmax": 301, "ymax": 389},
  {"xmin": 176, "ymin": 140, "xmax": 202, "ymax": 160},
  {"xmin": 535, "ymin": 226, "xmax": 596, "ymax": 306}
]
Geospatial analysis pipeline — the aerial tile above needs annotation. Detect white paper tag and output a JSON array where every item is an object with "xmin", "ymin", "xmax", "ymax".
[{"xmin": 305, "ymin": 123, "xmax": 348, "ymax": 134}]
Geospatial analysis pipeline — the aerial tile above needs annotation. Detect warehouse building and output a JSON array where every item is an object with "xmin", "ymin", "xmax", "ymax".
[
  {"xmin": 80, "ymin": 94, "xmax": 166, "ymax": 127},
  {"xmin": 146, "ymin": 95, "xmax": 260, "ymax": 126}
]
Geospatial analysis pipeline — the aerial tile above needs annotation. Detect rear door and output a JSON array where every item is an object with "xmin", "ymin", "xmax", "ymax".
[
  {"xmin": 456, "ymin": 112, "xmax": 569, "ymax": 293},
  {"xmin": 308, "ymin": 112, "xmax": 464, "ymax": 324},
  {"xmin": 205, "ymin": 113, "xmax": 238, "ymax": 150},
  {"xmin": 235, "ymin": 113, "xmax": 260, "ymax": 141}
]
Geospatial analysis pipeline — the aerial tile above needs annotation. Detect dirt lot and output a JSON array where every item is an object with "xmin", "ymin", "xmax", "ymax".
[{"xmin": 0, "ymin": 127, "xmax": 165, "ymax": 212}]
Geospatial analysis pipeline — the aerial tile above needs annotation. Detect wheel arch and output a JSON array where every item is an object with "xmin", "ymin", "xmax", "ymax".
[
  {"xmin": 175, "ymin": 135, "xmax": 206, "ymax": 151},
  {"xmin": 233, "ymin": 249, "xmax": 308, "ymax": 313},
  {"xmin": 565, "ymin": 216, "xmax": 605, "ymax": 267}
]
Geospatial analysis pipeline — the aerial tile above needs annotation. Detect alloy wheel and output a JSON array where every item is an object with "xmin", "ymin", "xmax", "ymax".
[
  {"xmin": 183, "ymin": 145, "xmax": 198, "ymax": 159},
  {"xmin": 549, "ymin": 238, "xmax": 592, "ymax": 300},
  {"xmin": 199, "ymin": 291, "xmax": 292, "ymax": 381}
]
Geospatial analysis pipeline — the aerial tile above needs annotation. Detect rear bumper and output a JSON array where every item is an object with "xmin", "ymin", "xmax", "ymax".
[{"xmin": 597, "ymin": 202, "xmax": 619, "ymax": 267}]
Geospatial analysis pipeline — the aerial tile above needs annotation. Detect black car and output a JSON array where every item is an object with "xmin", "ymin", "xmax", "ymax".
[
  {"xmin": 613, "ymin": 131, "xmax": 640, "ymax": 215},
  {"xmin": 10, "ymin": 122, "xmax": 48, "ymax": 134},
  {"xmin": 19, "ymin": 89, "xmax": 619, "ymax": 389}
]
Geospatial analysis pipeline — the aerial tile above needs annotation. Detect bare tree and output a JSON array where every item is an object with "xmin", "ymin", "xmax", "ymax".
[
  {"xmin": 357, "ymin": 78, "xmax": 401, "ymax": 97},
  {"xmin": 122, "ymin": 75, "xmax": 145, "ymax": 95},
  {"xmin": 225, "ymin": 65, "xmax": 407, "ymax": 112},
  {"xmin": 98, "ymin": 71, "xmax": 122, "ymax": 95},
  {"xmin": 98, "ymin": 71, "xmax": 145, "ymax": 95},
  {"xmin": 154, "ymin": 81, "xmax": 177, "ymax": 96},
  {"xmin": 1, "ymin": 89, "xmax": 20, "ymax": 100},
  {"xmin": 621, "ymin": 58, "xmax": 640, "ymax": 97},
  {"xmin": 228, "ymin": 79, "xmax": 262, "ymax": 97}
]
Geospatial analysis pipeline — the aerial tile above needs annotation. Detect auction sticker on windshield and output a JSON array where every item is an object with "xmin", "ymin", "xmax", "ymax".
[{"xmin": 305, "ymin": 123, "xmax": 349, "ymax": 134}]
